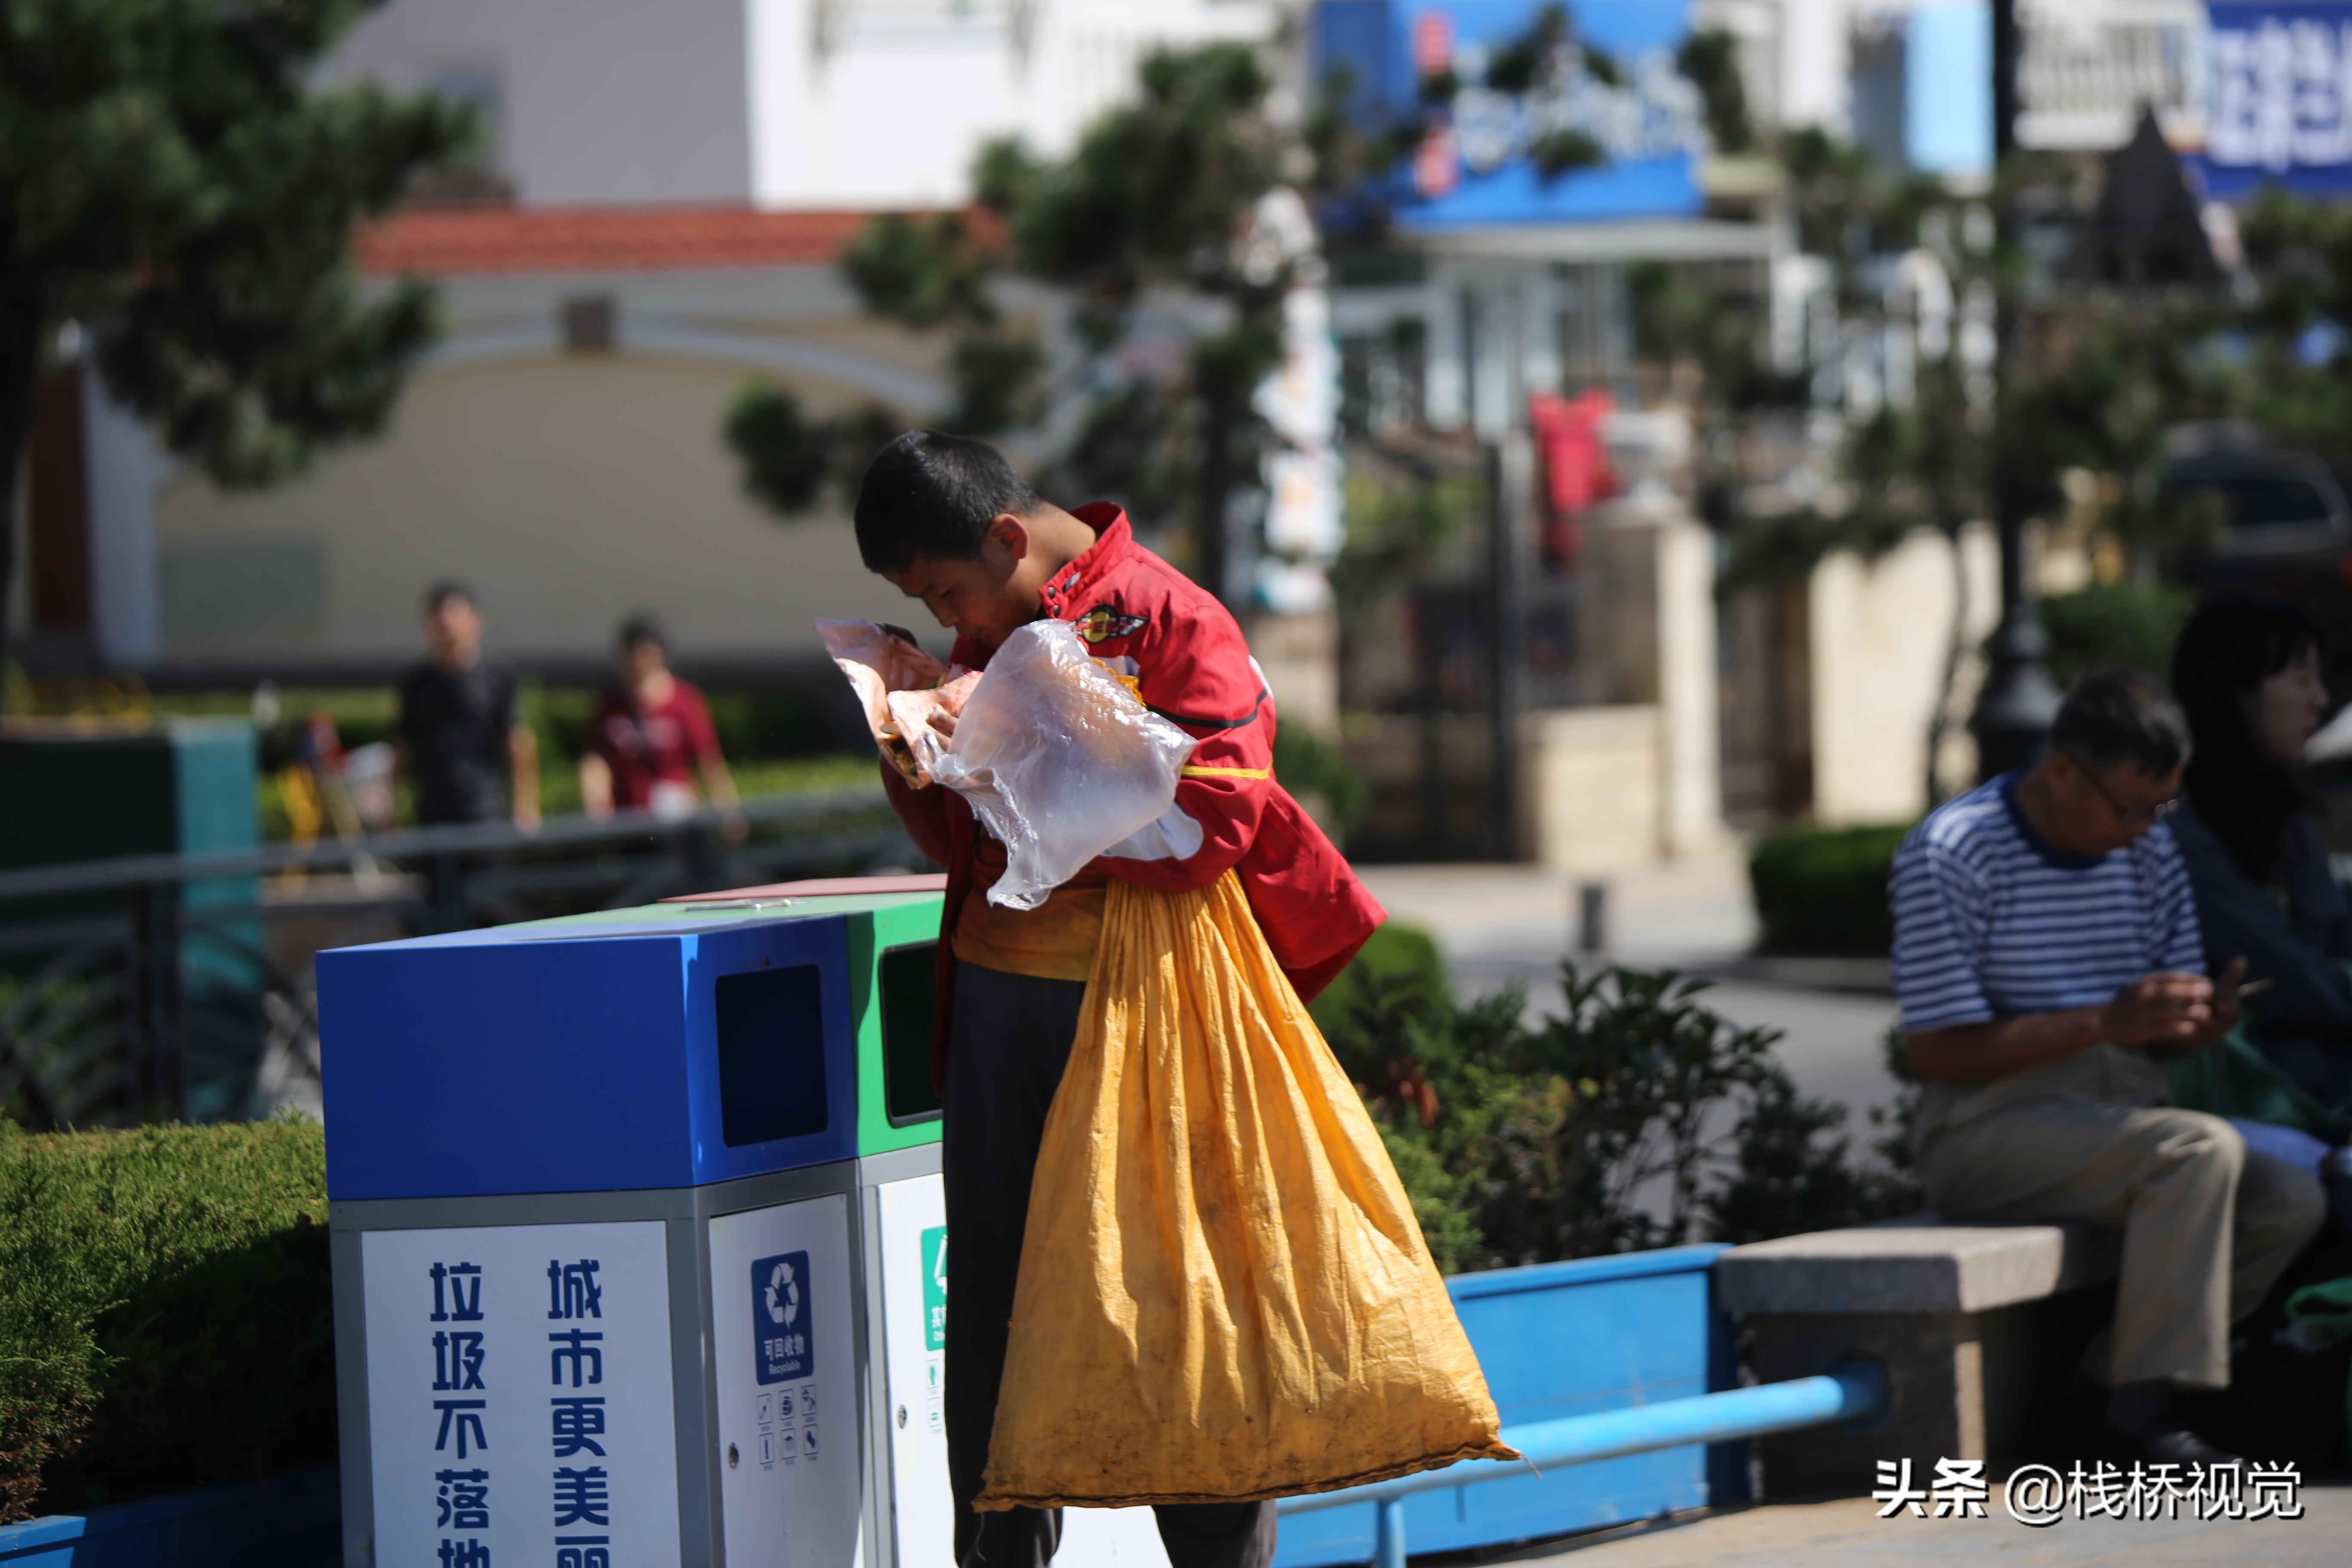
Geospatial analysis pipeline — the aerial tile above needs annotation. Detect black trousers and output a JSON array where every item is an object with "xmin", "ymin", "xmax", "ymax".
[{"xmin": 942, "ymin": 960, "xmax": 1278, "ymax": 1568}]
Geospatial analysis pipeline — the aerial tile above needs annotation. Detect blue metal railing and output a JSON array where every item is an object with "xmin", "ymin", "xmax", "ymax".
[{"xmin": 1277, "ymin": 1360, "xmax": 1885, "ymax": 1568}]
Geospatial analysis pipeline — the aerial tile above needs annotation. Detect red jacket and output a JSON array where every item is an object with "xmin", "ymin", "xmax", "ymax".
[{"xmin": 881, "ymin": 504, "xmax": 1386, "ymax": 1080}]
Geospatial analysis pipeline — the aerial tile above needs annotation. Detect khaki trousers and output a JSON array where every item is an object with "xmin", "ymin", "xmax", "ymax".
[{"xmin": 1918, "ymin": 1099, "xmax": 2327, "ymax": 1388}]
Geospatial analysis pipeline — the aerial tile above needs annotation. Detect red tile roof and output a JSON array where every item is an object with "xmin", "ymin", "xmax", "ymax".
[{"xmin": 355, "ymin": 205, "xmax": 880, "ymax": 276}]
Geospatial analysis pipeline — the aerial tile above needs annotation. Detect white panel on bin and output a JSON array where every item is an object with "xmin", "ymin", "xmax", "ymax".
[
  {"xmin": 876, "ymin": 1174, "xmax": 950, "ymax": 1564},
  {"xmin": 361, "ymin": 1221, "xmax": 681, "ymax": 1568},
  {"xmin": 876, "ymin": 1174, "xmax": 1171, "ymax": 1568},
  {"xmin": 709, "ymin": 1194, "xmax": 862, "ymax": 1566}
]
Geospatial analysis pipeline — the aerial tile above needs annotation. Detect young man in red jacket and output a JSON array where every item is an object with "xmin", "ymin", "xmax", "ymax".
[{"xmin": 854, "ymin": 431, "xmax": 1385, "ymax": 1568}]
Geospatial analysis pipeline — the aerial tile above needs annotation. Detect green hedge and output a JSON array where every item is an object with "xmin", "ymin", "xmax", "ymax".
[
  {"xmin": 1271, "ymin": 725, "xmax": 1373, "ymax": 843},
  {"xmin": 0, "ymin": 1115, "xmax": 334, "ymax": 1522},
  {"xmin": 1749, "ymin": 821, "xmax": 1914, "ymax": 956},
  {"xmin": 2040, "ymin": 581, "xmax": 2196, "ymax": 690}
]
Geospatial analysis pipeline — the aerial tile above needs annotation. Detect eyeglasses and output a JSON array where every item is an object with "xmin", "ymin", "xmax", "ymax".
[{"xmin": 2071, "ymin": 757, "xmax": 2180, "ymax": 828}]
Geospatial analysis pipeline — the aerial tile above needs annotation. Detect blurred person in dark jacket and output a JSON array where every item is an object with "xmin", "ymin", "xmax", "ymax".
[
  {"xmin": 394, "ymin": 582, "xmax": 540, "ymax": 829},
  {"xmin": 2171, "ymin": 591, "xmax": 2350, "ymax": 1110}
]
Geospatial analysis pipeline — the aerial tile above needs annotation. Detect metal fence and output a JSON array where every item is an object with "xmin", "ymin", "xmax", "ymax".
[{"xmin": 0, "ymin": 784, "xmax": 913, "ymax": 1130}]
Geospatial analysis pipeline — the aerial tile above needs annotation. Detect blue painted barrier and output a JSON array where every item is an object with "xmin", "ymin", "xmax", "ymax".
[
  {"xmin": 1281, "ymin": 1364, "xmax": 1886, "ymax": 1568},
  {"xmin": 0, "ymin": 1465, "xmax": 337, "ymax": 1568},
  {"xmin": 1272, "ymin": 1245, "xmax": 1740, "ymax": 1567},
  {"xmin": 0, "ymin": 1247, "xmax": 1850, "ymax": 1568}
]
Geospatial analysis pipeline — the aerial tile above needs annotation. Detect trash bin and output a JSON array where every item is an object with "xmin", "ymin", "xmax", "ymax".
[{"xmin": 320, "ymin": 876, "xmax": 957, "ymax": 1568}]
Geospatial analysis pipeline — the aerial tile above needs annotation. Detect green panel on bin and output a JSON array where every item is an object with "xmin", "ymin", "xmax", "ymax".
[{"xmin": 853, "ymin": 896, "xmax": 945, "ymax": 1155}]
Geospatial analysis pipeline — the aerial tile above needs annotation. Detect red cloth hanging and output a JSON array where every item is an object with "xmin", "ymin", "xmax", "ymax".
[{"xmin": 1527, "ymin": 389, "xmax": 1616, "ymax": 570}]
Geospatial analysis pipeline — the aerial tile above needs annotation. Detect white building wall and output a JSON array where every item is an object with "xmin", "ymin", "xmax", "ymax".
[
  {"xmin": 1774, "ymin": 0, "xmax": 1854, "ymax": 132},
  {"xmin": 1806, "ymin": 521, "xmax": 1999, "ymax": 824},
  {"xmin": 1576, "ymin": 494, "xmax": 1728, "ymax": 861},
  {"xmin": 746, "ymin": 0, "xmax": 1281, "ymax": 208},
  {"xmin": 152, "ymin": 352, "xmax": 922, "ymax": 664},
  {"xmin": 81, "ymin": 374, "xmax": 164, "ymax": 665},
  {"xmin": 145, "ymin": 268, "xmax": 956, "ymax": 666},
  {"xmin": 322, "ymin": 0, "xmax": 1279, "ymax": 214},
  {"xmin": 319, "ymin": 0, "xmax": 759, "ymax": 206}
]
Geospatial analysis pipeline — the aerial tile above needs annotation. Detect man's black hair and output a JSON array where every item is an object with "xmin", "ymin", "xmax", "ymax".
[
  {"xmin": 2052, "ymin": 668, "xmax": 2193, "ymax": 778},
  {"xmin": 853, "ymin": 430, "xmax": 1044, "ymax": 575},
  {"xmin": 423, "ymin": 580, "xmax": 475, "ymax": 613},
  {"xmin": 617, "ymin": 614, "xmax": 667, "ymax": 652}
]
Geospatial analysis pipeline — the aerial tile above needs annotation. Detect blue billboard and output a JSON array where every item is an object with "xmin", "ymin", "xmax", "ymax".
[
  {"xmin": 2193, "ymin": 2, "xmax": 2352, "ymax": 198},
  {"xmin": 1311, "ymin": 0, "xmax": 1705, "ymax": 231}
]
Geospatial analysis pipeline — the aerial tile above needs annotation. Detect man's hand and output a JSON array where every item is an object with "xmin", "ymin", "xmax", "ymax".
[
  {"xmin": 2141, "ymin": 958, "xmax": 2248, "ymax": 1060},
  {"xmin": 2099, "ymin": 971, "xmax": 2213, "ymax": 1046},
  {"xmin": 1908, "ymin": 959, "xmax": 2253, "ymax": 1081},
  {"xmin": 2101, "ymin": 959, "xmax": 2245, "ymax": 1054}
]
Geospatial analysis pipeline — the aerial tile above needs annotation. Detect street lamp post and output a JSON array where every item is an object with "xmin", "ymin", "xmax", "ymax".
[{"xmin": 1968, "ymin": 0, "xmax": 2062, "ymax": 780}]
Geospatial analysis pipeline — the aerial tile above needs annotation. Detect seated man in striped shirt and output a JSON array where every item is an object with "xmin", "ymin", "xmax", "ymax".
[{"xmin": 1892, "ymin": 669, "xmax": 2327, "ymax": 1463}]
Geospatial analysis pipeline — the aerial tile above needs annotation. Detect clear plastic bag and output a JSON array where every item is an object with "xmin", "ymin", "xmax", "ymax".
[
  {"xmin": 815, "ymin": 619, "xmax": 973, "ymax": 786},
  {"xmin": 928, "ymin": 621, "xmax": 1196, "ymax": 910}
]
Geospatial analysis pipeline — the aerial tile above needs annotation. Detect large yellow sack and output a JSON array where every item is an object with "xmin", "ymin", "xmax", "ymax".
[{"xmin": 977, "ymin": 872, "xmax": 1517, "ymax": 1510}]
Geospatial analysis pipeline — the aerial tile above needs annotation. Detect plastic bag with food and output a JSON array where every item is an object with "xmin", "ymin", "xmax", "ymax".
[
  {"xmin": 926, "ymin": 621, "xmax": 1196, "ymax": 910},
  {"xmin": 815, "ymin": 619, "xmax": 976, "ymax": 787}
]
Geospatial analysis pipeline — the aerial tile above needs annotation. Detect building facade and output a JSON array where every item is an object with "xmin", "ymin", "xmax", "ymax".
[
  {"xmin": 15, "ymin": 0, "xmax": 1280, "ymax": 678},
  {"xmin": 315, "ymin": 0, "xmax": 1279, "ymax": 211}
]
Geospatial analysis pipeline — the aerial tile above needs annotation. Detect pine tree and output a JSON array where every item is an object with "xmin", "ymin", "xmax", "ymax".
[
  {"xmin": 0, "ymin": 0, "xmax": 471, "ymax": 664},
  {"xmin": 731, "ymin": 12, "xmax": 1710, "ymax": 601},
  {"xmin": 727, "ymin": 40, "xmax": 1295, "ymax": 602}
]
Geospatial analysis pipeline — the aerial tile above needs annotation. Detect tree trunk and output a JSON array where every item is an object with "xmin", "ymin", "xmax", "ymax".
[
  {"xmin": 1923, "ymin": 522, "xmax": 1974, "ymax": 806},
  {"xmin": 1197, "ymin": 413, "xmax": 1231, "ymax": 606},
  {"xmin": 0, "ymin": 297, "xmax": 44, "ymax": 686}
]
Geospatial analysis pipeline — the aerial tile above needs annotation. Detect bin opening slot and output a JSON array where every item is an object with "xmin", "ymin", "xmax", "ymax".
[
  {"xmin": 714, "ymin": 965, "xmax": 828, "ymax": 1146},
  {"xmin": 878, "ymin": 941, "xmax": 943, "ymax": 1125}
]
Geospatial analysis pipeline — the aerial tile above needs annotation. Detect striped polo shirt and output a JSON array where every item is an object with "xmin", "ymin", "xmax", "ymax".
[{"xmin": 1892, "ymin": 775, "xmax": 2205, "ymax": 1032}]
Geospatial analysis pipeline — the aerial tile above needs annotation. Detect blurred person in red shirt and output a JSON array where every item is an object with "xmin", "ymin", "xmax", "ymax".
[{"xmin": 579, "ymin": 616, "xmax": 742, "ymax": 831}]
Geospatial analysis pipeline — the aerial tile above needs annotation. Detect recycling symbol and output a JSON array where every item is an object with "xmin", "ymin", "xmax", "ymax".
[{"xmin": 765, "ymin": 1259, "xmax": 801, "ymax": 1326}]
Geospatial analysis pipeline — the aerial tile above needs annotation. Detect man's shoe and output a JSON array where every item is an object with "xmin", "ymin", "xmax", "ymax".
[{"xmin": 2136, "ymin": 1424, "xmax": 2242, "ymax": 1467}]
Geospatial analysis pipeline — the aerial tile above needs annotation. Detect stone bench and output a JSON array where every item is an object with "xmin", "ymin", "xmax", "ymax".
[{"xmin": 1714, "ymin": 1217, "xmax": 2122, "ymax": 1493}]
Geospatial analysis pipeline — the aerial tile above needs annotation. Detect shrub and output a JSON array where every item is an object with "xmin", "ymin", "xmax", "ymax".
[
  {"xmin": 0, "ymin": 1115, "xmax": 334, "ymax": 1522},
  {"xmin": 701, "ymin": 684, "xmax": 839, "ymax": 760},
  {"xmin": 1748, "ymin": 820, "xmax": 1914, "ymax": 956},
  {"xmin": 1272, "ymin": 724, "xmax": 1373, "ymax": 843},
  {"xmin": 1312, "ymin": 936, "xmax": 1915, "ymax": 1271},
  {"xmin": 1706, "ymin": 1063, "xmax": 1918, "ymax": 1243},
  {"xmin": 1308, "ymin": 922, "xmax": 1449, "ymax": 1056},
  {"xmin": 2040, "ymin": 581, "xmax": 2196, "ymax": 690},
  {"xmin": 520, "ymin": 683, "xmax": 599, "ymax": 770}
]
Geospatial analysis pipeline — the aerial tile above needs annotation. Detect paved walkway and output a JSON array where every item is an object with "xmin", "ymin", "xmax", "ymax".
[
  {"xmin": 1355, "ymin": 856, "xmax": 1905, "ymax": 1129},
  {"xmin": 1463, "ymin": 1485, "xmax": 2352, "ymax": 1567}
]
